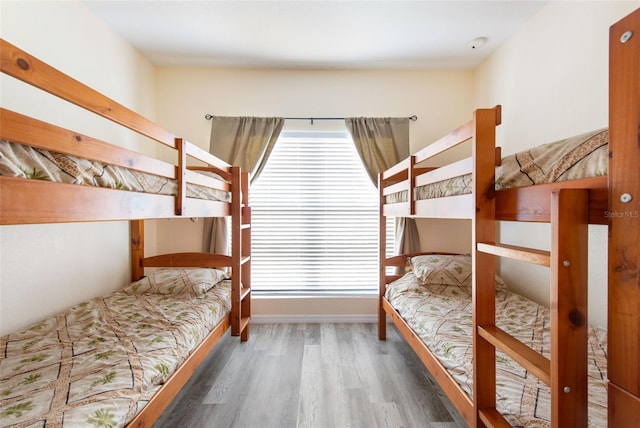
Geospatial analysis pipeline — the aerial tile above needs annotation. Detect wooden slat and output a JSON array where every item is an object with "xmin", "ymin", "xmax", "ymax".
[
  {"xmin": 608, "ymin": 9, "xmax": 640, "ymax": 423},
  {"xmin": 495, "ymin": 177, "xmax": 607, "ymax": 224},
  {"xmin": 230, "ymin": 166, "xmax": 243, "ymax": 337},
  {"xmin": 382, "ymin": 157, "xmax": 411, "ymax": 180},
  {"xmin": 0, "ymin": 108, "xmax": 176, "ymax": 178},
  {"xmin": 142, "ymin": 252, "xmax": 233, "ymax": 268},
  {"xmin": 477, "ymin": 325, "xmax": 551, "ymax": 385},
  {"xmin": 414, "ymin": 157, "xmax": 472, "ymax": 188},
  {"xmin": 413, "ymin": 120, "xmax": 474, "ymax": 163},
  {"xmin": 175, "ymin": 138, "xmax": 187, "ymax": 216},
  {"xmin": 0, "ymin": 176, "xmax": 177, "ymax": 224},
  {"xmin": 550, "ymin": 189, "xmax": 589, "ymax": 428},
  {"xmin": 185, "ymin": 169, "xmax": 230, "ymax": 192},
  {"xmin": 477, "ymin": 243, "xmax": 551, "ymax": 267},
  {"xmin": 130, "ymin": 220, "xmax": 145, "ymax": 281},
  {"xmin": 188, "ymin": 166, "xmax": 232, "ymax": 182},
  {"xmin": 383, "ymin": 179, "xmax": 410, "ymax": 197},
  {"xmin": 184, "ymin": 140, "xmax": 230, "ymax": 170},
  {"xmin": 414, "ymin": 106, "xmax": 501, "ymax": 165},
  {"xmin": 0, "ymin": 38, "xmax": 177, "ymax": 148},
  {"xmin": 478, "ymin": 408, "xmax": 512, "ymax": 428}
]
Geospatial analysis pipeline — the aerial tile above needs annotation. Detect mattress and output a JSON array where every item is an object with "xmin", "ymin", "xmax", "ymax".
[
  {"xmin": 0, "ymin": 268, "xmax": 231, "ymax": 427},
  {"xmin": 385, "ymin": 254, "xmax": 607, "ymax": 427},
  {"xmin": 0, "ymin": 140, "xmax": 231, "ymax": 202},
  {"xmin": 386, "ymin": 128, "xmax": 608, "ymax": 203}
]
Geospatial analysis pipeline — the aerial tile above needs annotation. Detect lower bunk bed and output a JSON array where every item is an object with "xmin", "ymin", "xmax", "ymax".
[
  {"xmin": 0, "ymin": 266, "xmax": 232, "ymax": 428},
  {"xmin": 382, "ymin": 254, "xmax": 608, "ymax": 427},
  {"xmin": 379, "ymin": 104, "xmax": 608, "ymax": 426}
]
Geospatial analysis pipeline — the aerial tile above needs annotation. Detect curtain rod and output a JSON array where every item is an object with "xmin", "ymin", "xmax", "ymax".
[{"xmin": 204, "ymin": 114, "xmax": 417, "ymax": 124}]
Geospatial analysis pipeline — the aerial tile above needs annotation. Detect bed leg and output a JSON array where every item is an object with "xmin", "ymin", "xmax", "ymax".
[{"xmin": 379, "ymin": 304, "xmax": 387, "ymax": 340}]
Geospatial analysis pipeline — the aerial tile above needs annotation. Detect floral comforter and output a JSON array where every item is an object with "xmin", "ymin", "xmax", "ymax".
[
  {"xmin": 0, "ymin": 268, "xmax": 231, "ymax": 427},
  {"xmin": 386, "ymin": 128, "xmax": 608, "ymax": 203},
  {"xmin": 0, "ymin": 140, "xmax": 230, "ymax": 202},
  {"xmin": 385, "ymin": 255, "xmax": 608, "ymax": 427}
]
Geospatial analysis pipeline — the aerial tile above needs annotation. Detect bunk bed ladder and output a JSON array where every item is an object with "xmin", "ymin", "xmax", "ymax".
[
  {"xmin": 474, "ymin": 189, "xmax": 589, "ymax": 427},
  {"xmin": 231, "ymin": 168, "xmax": 252, "ymax": 341}
]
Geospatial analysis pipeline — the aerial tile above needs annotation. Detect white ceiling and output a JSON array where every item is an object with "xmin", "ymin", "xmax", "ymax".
[{"xmin": 84, "ymin": 0, "xmax": 547, "ymax": 70}]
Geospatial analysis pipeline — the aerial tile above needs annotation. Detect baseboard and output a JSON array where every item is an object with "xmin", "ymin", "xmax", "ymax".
[{"xmin": 250, "ymin": 314, "xmax": 378, "ymax": 324}]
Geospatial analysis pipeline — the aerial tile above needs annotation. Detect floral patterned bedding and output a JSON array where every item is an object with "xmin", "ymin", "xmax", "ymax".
[
  {"xmin": 0, "ymin": 268, "xmax": 231, "ymax": 427},
  {"xmin": 386, "ymin": 128, "xmax": 608, "ymax": 203},
  {"xmin": 0, "ymin": 140, "xmax": 231, "ymax": 202},
  {"xmin": 385, "ymin": 254, "xmax": 608, "ymax": 427}
]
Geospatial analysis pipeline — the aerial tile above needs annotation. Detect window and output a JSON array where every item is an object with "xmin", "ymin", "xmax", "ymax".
[{"xmin": 250, "ymin": 131, "xmax": 394, "ymax": 294}]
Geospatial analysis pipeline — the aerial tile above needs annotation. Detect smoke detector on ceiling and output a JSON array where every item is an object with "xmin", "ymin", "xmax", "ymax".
[{"xmin": 468, "ymin": 37, "xmax": 488, "ymax": 50}]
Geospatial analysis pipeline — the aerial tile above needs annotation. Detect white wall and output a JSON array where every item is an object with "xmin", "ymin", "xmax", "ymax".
[
  {"xmin": 473, "ymin": 1, "xmax": 639, "ymax": 329},
  {"xmin": 154, "ymin": 67, "xmax": 474, "ymax": 319},
  {"xmin": 0, "ymin": 1, "xmax": 158, "ymax": 335}
]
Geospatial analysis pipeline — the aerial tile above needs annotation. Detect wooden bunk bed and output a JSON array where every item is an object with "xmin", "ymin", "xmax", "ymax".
[
  {"xmin": 0, "ymin": 38, "xmax": 252, "ymax": 427},
  {"xmin": 378, "ymin": 9, "xmax": 639, "ymax": 427}
]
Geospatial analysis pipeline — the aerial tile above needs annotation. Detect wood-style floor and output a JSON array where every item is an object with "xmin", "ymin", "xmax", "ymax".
[{"xmin": 155, "ymin": 323, "xmax": 465, "ymax": 428}]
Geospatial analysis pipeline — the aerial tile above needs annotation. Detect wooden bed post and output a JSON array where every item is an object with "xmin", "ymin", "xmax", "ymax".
[
  {"xmin": 379, "ymin": 172, "xmax": 387, "ymax": 340},
  {"xmin": 472, "ymin": 107, "xmax": 500, "ymax": 427},
  {"xmin": 240, "ymin": 171, "xmax": 252, "ymax": 342},
  {"xmin": 608, "ymin": 8, "xmax": 640, "ymax": 426},
  {"xmin": 131, "ymin": 219, "xmax": 145, "ymax": 281},
  {"xmin": 550, "ymin": 189, "xmax": 589, "ymax": 427},
  {"xmin": 230, "ymin": 166, "xmax": 251, "ymax": 341},
  {"xmin": 175, "ymin": 138, "xmax": 187, "ymax": 216}
]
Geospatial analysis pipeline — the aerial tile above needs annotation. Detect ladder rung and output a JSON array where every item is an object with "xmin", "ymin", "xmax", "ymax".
[
  {"xmin": 477, "ymin": 243, "xmax": 550, "ymax": 267},
  {"xmin": 478, "ymin": 407, "xmax": 512, "ymax": 428},
  {"xmin": 241, "ymin": 287, "xmax": 251, "ymax": 300},
  {"xmin": 240, "ymin": 256, "xmax": 251, "ymax": 265},
  {"xmin": 240, "ymin": 316, "xmax": 250, "ymax": 332},
  {"xmin": 241, "ymin": 223, "xmax": 251, "ymax": 230},
  {"xmin": 477, "ymin": 325, "xmax": 551, "ymax": 385}
]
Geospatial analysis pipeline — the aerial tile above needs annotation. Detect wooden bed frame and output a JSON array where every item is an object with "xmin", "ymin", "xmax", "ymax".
[
  {"xmin": 0, "ymin": 38, "xmax": 252, "ymax": 426},
  {"xmin": 378, "ymin": 9, "xmax": 639, "ymax": 428}
]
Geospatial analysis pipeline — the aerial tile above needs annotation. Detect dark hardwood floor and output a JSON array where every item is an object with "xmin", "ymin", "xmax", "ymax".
[{"xmin": 154, "ymin": 323, "xmax": 465, "ymax": 428}]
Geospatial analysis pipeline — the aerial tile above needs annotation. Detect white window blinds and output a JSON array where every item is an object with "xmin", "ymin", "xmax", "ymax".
[{"xmin": 250, "ymin": 131, "xmax": 394, "ymax": 293}]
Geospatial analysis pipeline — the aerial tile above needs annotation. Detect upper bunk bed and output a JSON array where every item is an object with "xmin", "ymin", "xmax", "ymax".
[
  {"xmin": 0, "ymin": 39, "xmax": 238, "ymax": 224},
  {"xmin": 378, "ymin": 8, "xmax": 640, "ymax": 427},
  {"xmin": 0, "ymin": 38, "xmax": 252, "ymax": 427},
  {"xmin": 379, "ymin": 105, "xmax": 608, "ymax": 225},
  {"xmin": 379, "ymin": 104, "xmax": 606, "ymax": 428}
]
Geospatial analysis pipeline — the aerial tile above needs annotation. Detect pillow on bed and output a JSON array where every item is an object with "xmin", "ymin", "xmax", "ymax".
[
  {"xmin": 410, "ymin": 254, "xmax": 506, "ymax": 289},
  {"xmin": 411, "ymin": 254, "xmax": 473, "ymax": 286},
  {"xmin": 124, "ymin": 268, "xmax": 228, "ymax": 296}
]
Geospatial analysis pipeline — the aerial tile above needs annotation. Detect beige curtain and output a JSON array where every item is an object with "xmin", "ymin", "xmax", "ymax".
[
  {"xmin": 203, "ymin": 116, "xmax": 284, "ymax": 254},
  {"xmin": 345, "ymin": 117, "xmax": 420, "ymax": 255}
]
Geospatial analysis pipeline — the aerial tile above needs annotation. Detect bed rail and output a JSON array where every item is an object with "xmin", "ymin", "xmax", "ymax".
[
  {"xmin": 0, "ymin": 38, "xmax": 233, "ymax": 223},
  {"xmin": 379, "ymin": 106, "xmax": 501, "ymax": 219},
  {"xmin": 607, "ymin": 7, "xmax": 640, "ymax": 426}
]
